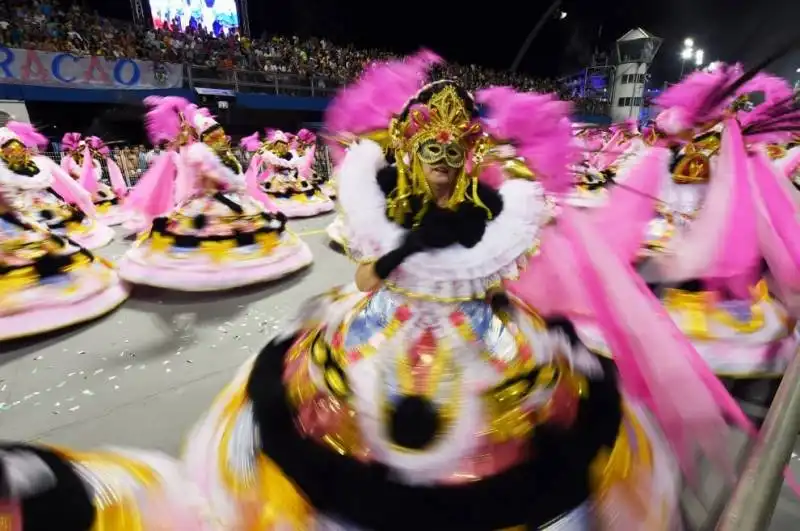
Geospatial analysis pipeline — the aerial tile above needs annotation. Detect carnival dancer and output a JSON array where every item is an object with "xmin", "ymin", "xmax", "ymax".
[
  {"xmin": 0, "ymin": 442, "xmax": 218, "ymax": 530},
  {"xmin": 117, "ymin": 97, "xmax": 313, "ymax": 292},
  {"xmin": 566, "ymin": 120, "xmax": 647, "ymax": 209},
  {"xmin": 0, "ymin": 123, "xmax": 128, "ymax": 341},
  {"xmin": 297, "ymin": 127, "xmax": 337, "ymax": 199},
  {"xmin": 242, "ymin": 129, "xmax": 334, "ymax": 218},
  {"xmin": 60, "ymin": 134, "xmax": 129, "ymax": 226},
  {"xmin": 184, "ymin": 52, "xmax": 751, "ymax": 530},
  {"xmin": 0, "ymin": 123, "xmax": 114, "ymax": 251},
  {"xmin": 575, "ymin": 66, "xmax": 800, "ymax": 385}
]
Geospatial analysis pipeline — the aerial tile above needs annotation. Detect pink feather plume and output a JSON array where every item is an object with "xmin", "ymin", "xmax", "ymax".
[
  {"xmin": 61, "ymin": 132, "xmax": 82, "ymax": 151},
  {"xmin": 297, "ymin": 128, "xmax": 316, "ymax": 145},
  {"xmin": 654, "ymin": 64, "xmax": 744, "ymax": 133},
  {"xmin": 144, "ymin": 96, "xmax": 191, "ymax": 145},
  {"xmin": 86, "ymin": 136, "xmax": 110, "ymax": 156},
  {"xmin": 476, "ymin": 87, "xmax": 577, "ymax": 194},
  {"xmin": 7, "ymin": 121, "xmax": 47, "ymax": 149},
  {"xmin": 240, "ymin": 132, "xmax": 261, "ymax": 151},
  {"xmin": 324, "ymin": 49, "xmax": 442, "ymax": 146}
]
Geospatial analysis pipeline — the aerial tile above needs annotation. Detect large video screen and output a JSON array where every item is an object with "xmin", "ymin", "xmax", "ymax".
[{"xmin": 150, "ymin": 0, "xmax": 239, "ymax": 36}]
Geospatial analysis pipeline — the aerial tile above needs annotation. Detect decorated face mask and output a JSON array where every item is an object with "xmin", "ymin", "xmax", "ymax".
[
  {"xmin": 416, "ymin": 138, "xmax": 466, "ymax": 169},
  {"xmin": 272, "ymin": 141, "xmax": 288, "ymax": 155},
  {"xmin": 1, "ymin": 140, "xmax": 28, "ymax": 166},
  {"xmin": 203, "ymin": 127, "xmax": 230, "ymax": 151}
]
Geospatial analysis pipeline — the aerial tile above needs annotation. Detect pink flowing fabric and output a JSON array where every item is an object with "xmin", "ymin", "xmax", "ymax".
[
  {"xmin": 172, "ymin": 148, "xmax": 195, "ymax": 204},
  {"xmin": 40, "ymin": 158, "xmax": 97, "ymax": 216},
  {"xmin": 124, "ymin": 151, "xmax": 176, "ymax": 223},
  {"xmin": 588, "ymin": 147, "xmax": 670, "ymax": 263},
  {"xmin": 594, "ymin": 130, "xmax": 626, "ymax": 171},
  {"xmin": 244, "ymin": 153, "xmax": 277, "ymax": 211},
  {"xmin": 559, "ymin": 207, "xmax": 752, "ymax": 478},
  {"xmin": 106, "ymin": 158, "xmax": 128, "ymax": 198},
  {"xmin": 79, "ymin": 146, "xmax": 99, "ymax": 195},
  {"xmin": 652, "ymin": 120, "xmax": 760, "ymax": 296},
  {"xmin": 749, "ymin": 150, "xmax": 800, "ymax": 292},
  {"xmin": 299, "ymin": 145, "xmax": 316, "ymax": 179},
  {"xmin": 506, "ymin": 224, "xmax": 593, "ymax": 319}
]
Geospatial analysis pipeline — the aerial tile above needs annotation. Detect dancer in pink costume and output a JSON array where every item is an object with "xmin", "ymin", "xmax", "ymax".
[
  {"xmin": 60, "ymin": 134, "xmax": 129, "ymax": 226},
  {"xmin": 0, "ymin": 123, "xmax": 128, "ymax": 341},
  {"xmin": 117, "ymin": 97, "xmax": 313, "ymax": 292},
  {"xmin": 0, "ymin": 443, "xmax": 219, "ymax": 530},
  {"xmin": 297, "ymin": 127, "xmax": 337, "ymax": 199},
  {"xmin": 182, "ymin": 52, "xmax": 756, "ymax": 530},
  {"xmin": 0, "ymin": 123, "xmax": 114, "ymax": 251},
  {"xmin": 566, "ymin": 120, "xmax": 648, "ymax": 209},
  {"xmin": 573, "ymin": 65, "xmax": 800, "ymax": 384},
  {"xmin": 241, "ymin": 129, "xmax": 334, "ymax": 218}
]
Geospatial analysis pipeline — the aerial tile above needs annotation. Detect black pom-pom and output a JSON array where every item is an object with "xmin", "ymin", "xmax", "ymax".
[
  {"xmin": 490, "ymin": 292, "xmax": 512, "ymax": 314},
  {"xmin": 72, "ymin": 209, "xmax": 86, "ymax": 222},
  {"xmin": 40, "ymin": 209, "xmax": 54, "ymax": 220},
  {"xmin": 275, "ymin": 211, "xmax": 287, "ymax": 224},
  {"xmin": 388, "ymin": 396, "xmax": 440, "ymax": 450},
  {"xmin": 192, "ymin": 214, "xmax": 207, "ymax": 230}
]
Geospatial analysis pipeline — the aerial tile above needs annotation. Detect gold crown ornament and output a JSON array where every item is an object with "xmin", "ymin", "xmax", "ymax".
[{"xmin": 385, "ymin": 83, "xmax": 490, "ymax": 224}]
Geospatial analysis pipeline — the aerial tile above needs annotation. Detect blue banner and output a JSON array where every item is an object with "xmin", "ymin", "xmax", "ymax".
[{"xmin": 0, "ymin": 47, "xmax": 183, "ymax": 90}]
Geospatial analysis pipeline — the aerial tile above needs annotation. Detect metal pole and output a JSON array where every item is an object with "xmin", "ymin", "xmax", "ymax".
[
  {"xmin": 717, "ymin": 350, "xmax": 800, "ymax": 531},
  {"xmin": 510, "ymin": 0, "xmax": 563, "ymax": 73}
]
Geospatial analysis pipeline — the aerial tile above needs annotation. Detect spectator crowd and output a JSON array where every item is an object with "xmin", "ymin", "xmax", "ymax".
[{"xmin": 0, "ymin": 0, "xmax": 582, "ymax": 97}]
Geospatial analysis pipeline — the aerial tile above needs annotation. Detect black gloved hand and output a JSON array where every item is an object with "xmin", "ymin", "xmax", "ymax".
[{"xmin": 373, "ymin": 231, "xmax": 425, "ymax": 280}]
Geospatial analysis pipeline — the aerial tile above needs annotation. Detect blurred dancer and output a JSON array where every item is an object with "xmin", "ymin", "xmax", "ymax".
[
  {"xmin": 0, "ymin": 123, "xmax": 127, "ymax": 341},
  {"xmin": 575, "ymin": 68, "xmax": 800, "ymax": 424},
  {"xmin": 0, "ymin": 122, "xmax": 113, "ymax": 250},
  {"xmin": 184, "ymin": 52, "xmax": 747, "ymax": 529},
  {"xmin": 60, "ymin": 134, "xmax": 129, "ymax": 226},
  {"xmin": 117, "ymin": 97, "xmax": 313, "ymax": 291},
  {"xmin": 241, "ymin": 129, "xmax": 334, "ymax": 218},
  {"xmin": 0, "ymin": 443, "xmax": 217, "ymax": 530}
]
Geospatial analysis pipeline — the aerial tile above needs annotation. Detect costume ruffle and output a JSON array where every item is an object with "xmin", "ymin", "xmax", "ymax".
[
  {"xmin": 0, "ymin": 212, "xmax": 128, "ymax": 341},
  {"xmin": 184, "ymin": 285, "xmax": 680, "ymax": 530},
  {"xmin": 0, "ymin": 443, "xmax": 216, "ymax": 530},
  {"xmin": 338, "ymin": 140, "xmax": 552, "ymax": 301},
  {"xmin": 118, "ymin": 190, "xmax": 312, "ymax": 291}
]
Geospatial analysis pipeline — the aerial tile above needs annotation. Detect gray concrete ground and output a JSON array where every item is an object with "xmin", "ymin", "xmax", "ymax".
[{"xmin": 0, "ymin": 211, "xmax": 798, "ymax": 529}]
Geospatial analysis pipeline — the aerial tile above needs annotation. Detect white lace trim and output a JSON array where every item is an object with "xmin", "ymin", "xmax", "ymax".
[{"xmin": 337, "ymin": 140, "xmax": 551, "ymax": 300}]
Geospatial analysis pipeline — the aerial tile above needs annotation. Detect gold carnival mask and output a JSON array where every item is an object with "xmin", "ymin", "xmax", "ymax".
[
  {"xmin": 416, "ymin": 138, "xmax": 466, "ymax": 169},
  {"xmin": 672, "ymin": 133, "xmax": 720, "ymax": 184},
  {"xmin": 203, "ymin": 127, "xmax": 230, "ymax": 151},
  {"xmin": 386, "ymin": 83, "xmax": 488, "ymax": 223},
  {"xmin": 271, "ymin": 141, "xmax": 289, "ymax": 156},
  {"xmin": 1, "ymin": 140, "xmax": 28, "ymax": 166}
]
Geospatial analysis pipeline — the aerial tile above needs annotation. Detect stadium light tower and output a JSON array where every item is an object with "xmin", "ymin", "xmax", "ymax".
[
  {"xmin": 237, "ymin": 0, "xmax": 251, "ymax": 36},
  {"xmin": 680, "ymin": 38, "xmax": 695, "ymax": 78},
  {"xmin": 695, "ymin": 49, "xmax": 705, "ymax": 67},
  {"xmin": 129, "ymin": 0, "xmax": 145, "ymax": 26}
]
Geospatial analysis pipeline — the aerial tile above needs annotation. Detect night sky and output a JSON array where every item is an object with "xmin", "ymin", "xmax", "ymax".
[
  {"xmin": 95, "ymin": 0, "xmax": 800, "ymax": 84},
  {"xmin": 251, "ymin": 0, "xmax": 800, "ymax": 83}
]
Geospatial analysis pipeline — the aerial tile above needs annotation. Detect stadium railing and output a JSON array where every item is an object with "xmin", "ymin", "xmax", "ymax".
[{"xmin": 186, "ymin": 64, "xmax": 338, "ymax": 97}]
